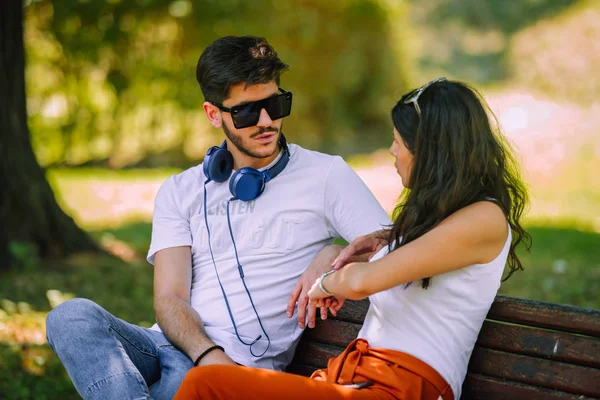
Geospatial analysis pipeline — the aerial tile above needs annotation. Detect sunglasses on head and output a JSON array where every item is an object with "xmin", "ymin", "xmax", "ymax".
[
  {"xmin": 403, "ymin": 77, "xmax": 446, "ymax": 117},
  {"xmin": 211, "ymin": 88, "xmax": 293, "ymax": 129}
]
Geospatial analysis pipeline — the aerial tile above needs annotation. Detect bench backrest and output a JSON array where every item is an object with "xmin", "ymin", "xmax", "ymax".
[{"xmin": 288, "ymin": 295, "xmax": 600, "ymax": 399}]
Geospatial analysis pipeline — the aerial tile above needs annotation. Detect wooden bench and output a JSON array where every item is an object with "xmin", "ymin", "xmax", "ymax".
[{"xmin": 287, "ymin": 295, "xmax": 600, "ymax": 399}]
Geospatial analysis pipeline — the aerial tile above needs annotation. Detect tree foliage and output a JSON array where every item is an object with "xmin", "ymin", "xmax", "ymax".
[
  {"xmin": 409, "ymin": 0, "xmax": 578, "ymax": 83},
  {"xmin": 25, "ymin": 0, "xmax": 411, "ymax": 168}
]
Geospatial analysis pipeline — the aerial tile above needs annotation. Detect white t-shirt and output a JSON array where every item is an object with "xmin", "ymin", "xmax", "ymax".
[
  {"xmin": 147, "ymin": 143, "xmax": 391, "ymax": 371},
  {"xmin": 358, "ymin": 230, "xmax": 512, "ymax": 399}
]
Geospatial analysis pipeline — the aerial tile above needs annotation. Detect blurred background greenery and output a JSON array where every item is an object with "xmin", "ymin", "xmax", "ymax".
[{"xmin": 1, "ymin": 0, "xmax": 599, "ymax": 398}]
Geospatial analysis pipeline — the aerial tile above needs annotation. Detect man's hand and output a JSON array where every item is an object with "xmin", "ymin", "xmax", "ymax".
[
  {"xmin": 196, "ymin": 348, "xmax": 238, "ymax": 367},
  {"xmin": 287, "ymin": 245, "xmax": 346, "ymax": 328},
  {"xmin": 331, "ymin": 230, "xmax": 389, "ymax": 270},
  {"xmin": 307, "ymin": 274, "xmax": 346, "ymax": 308}
]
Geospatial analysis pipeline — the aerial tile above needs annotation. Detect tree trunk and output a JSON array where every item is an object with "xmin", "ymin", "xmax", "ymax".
[{"xmin": 0, "ymin": 1, "xmax": 100, "ymax": 269}]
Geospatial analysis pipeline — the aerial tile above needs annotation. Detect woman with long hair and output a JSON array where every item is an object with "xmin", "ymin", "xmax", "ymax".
[{"xmin": 173, "ymin": 78, "xmax": 531, "ymax": 400}]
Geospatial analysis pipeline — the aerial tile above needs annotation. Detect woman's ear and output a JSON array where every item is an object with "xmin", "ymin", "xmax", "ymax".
[{"xmin": 203, "ymin": 102, "xmax": 222, "ymax": 128}]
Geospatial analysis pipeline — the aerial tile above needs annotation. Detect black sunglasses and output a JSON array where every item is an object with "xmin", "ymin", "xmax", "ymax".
[{"xmin": 211, "ymin": 88, "xmax": 293, "ymax": 129}]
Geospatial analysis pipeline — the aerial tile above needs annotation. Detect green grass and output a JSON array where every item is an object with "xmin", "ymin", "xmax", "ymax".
[
  {"xmin": 0, "ymin": 343, "xmax": 79, "ymax": 400},
  {"xmin": 502, "ymin": 222, "xmax": 600, "ymax": 309},
  {"xmin": 46, "ymin": 168, "xmax": 180, "ymax": 230},
  {"xmin": 0, "ymin": 226, "xmax": 155, "ymax": 399}
]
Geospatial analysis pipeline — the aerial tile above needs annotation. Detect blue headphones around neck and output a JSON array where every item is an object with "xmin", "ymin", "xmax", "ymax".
[
  {"xmin": 203, "ymin": 134, "xmax": 290, "ymax": 201},
  {"xmin": 201, "ymin": 134, "xmax": 290, "ymax": 358}
]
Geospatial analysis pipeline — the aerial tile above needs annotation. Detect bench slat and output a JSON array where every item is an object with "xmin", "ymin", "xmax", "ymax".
[
  {"xmin": 290, "ymin": 342, "xmax": 600, "ymax": 398},
  {"xmin": 336, "ymin": 296, "xmax": 600, "ymax": 338},
  {"xmin": 290, "ymin": 295, "xmax": 600, "ymax": 400},
  {"xmin": 284, "ymin": 367, "xmax": 595, "ymax": 400},
  {"xmin": 462, "ymin": 373, "xmax": 598, "ymax": 400},
  {"xmin": 334, "ymin": 299, "xmax": 369, "ymax": 324},
  {"xmin": 477, "ymin": 320, "xmax": 600, "ymax": 368},
  {"xmin": 291, "ymin": 341, "xmax": 344, "ymax": 368},
  {"xmin": 305, "ymin": 317, "xmax": 600, "ymax": 369},
  {"xmin": 468, "ymin": 347, "xmax": 600, "ymax": 397},
  {"xmin": 488, "ymin": 296, "xmax": 600, "ymax": 337},
  {"xmin": 285, "ymin": 359, "xmax": 598, "ymax": 400},
  {"xmin": 303, "ymin": 319, "xmax": 360, "ymax": 347}
]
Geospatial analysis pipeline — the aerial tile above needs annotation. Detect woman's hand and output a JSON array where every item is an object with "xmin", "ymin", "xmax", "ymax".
[
  {"xmin": 307, "ymin": 275, "xmax": 346, "ymax": 308},
  {"xmin": 331, "ymin": 230, "xmax": 389, "ymax": 270}
]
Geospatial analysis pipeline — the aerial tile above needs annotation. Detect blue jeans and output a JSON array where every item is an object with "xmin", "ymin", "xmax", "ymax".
[{"xmin": 46, "ymin": 298, "xmax": 193, "ymax": 400}]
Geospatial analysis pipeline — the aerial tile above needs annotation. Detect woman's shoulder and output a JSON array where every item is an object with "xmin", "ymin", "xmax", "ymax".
[
  {"xmin": 452, "ymin": 200, "xmax": 507, "ymax": 232},
  {"xmin": 449, "ymin": 200, "xmax": 509, "ymax": 263},
  {"xmin": 448, "ymin": 198, "xmax": 503, "ymax": 217},
  {"xmin": 461, "ymin": 199, "xmax": 505, "ymax": 217}
]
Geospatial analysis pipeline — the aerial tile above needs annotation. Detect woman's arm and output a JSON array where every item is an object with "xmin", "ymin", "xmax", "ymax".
[{"xmin": 311, "ymin": 201, "xmax": 509, "ymax": 301}]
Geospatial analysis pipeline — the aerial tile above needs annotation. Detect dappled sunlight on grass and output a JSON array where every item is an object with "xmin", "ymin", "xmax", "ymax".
[
  {"xmin": 0, "ymin": 240, "xmax": 157, "ymax": 396},
  {"xmin": 99, "ymin": 234, "xmax": 140, "ymax": 262},
  {"xmin": 0, "ymin": 343, "xmax": 79, "ymax": 398},
  {"xmin": 89, "ymin": 222, "xmax": 152, "ymax": 254},
  {"xmin": 0, "ymin": 301, "xmax": 46, "ymax": 345},
  {"xmin": 47, "ymin": 168, "xmax": 178, "ymax": 230},
  {"xmin": 0, "ymin": 297, "xmax": 78, "ymax": 397}
]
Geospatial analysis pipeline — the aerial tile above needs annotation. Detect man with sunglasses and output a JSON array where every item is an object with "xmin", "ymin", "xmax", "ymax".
[{"xmin": 46, "ymin": 36, "xmax": 390, "ymax": 399}]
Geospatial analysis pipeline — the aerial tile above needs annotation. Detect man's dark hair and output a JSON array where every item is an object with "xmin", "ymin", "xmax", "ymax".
[{"xmin": 196, "ymin": 36, "xmax": 289, "ymax": 104}]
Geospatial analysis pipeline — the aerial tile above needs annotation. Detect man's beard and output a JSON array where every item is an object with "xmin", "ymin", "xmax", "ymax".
[{"xmin": 222, "ymin": 121, "xmax": 281, "ymax": 159}]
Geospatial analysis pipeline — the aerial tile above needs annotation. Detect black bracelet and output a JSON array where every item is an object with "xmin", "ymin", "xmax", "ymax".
[{"xmin": 193, "ymin": 345, "xmax": 225, "ymax": 366}]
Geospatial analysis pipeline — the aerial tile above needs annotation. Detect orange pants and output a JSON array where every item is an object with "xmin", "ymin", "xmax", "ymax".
[{"xmin": 174, "ymin": 339, "xmax": 453, "ymax": 400}]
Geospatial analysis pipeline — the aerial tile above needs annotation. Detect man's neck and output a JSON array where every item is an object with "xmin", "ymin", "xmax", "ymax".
[{"xmin": 231, "ymin": 145, "xmax": 282, "ymax": 170}]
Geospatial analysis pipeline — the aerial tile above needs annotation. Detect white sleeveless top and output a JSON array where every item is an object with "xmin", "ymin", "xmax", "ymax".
[{"xmin": 357, "ymin": 229, "xmax": 512, "ymax": 399}]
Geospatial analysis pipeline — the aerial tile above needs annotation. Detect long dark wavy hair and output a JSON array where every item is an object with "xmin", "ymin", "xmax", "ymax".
[{"xmin": 389, "ymin": 79, "xmax": 531, "ymax": 288}]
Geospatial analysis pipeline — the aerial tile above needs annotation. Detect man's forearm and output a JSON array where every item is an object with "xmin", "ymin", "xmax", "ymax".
[{"xmin": 155, "ymin": 294, "xmax": 215, "ymax": 362}]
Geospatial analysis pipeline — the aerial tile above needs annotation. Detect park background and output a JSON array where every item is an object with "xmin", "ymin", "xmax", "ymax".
[{"xmin": 1, "ymin": 0, "xmax": 599, "ymax": 398}]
